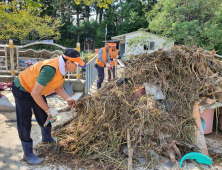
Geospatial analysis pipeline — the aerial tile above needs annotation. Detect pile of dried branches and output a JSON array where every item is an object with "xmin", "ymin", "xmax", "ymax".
[{"xmin": 38, "ymin": 45, "xmax": 222, "ymax": 169}]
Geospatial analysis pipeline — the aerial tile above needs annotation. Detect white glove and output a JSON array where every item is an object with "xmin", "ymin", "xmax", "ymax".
[
  {"xmin": 66, "ymin": 97, "xmax": 78, "ymax": 106},
  {"xmin": 115, "ymin": 55, "xmax": 119, "ymax": 59},
  {"xmin": 106, "ymin": 63, "xmax": 112, "ymax": 69},
  {"xmin": 46, "ymin": 108, "xmax": 58, "ymax": 117},
  {"xmin": 113, "ymin": 59, "xmax": 116, "ymax": 62}
]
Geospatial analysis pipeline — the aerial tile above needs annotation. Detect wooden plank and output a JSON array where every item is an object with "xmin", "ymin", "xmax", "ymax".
[
  {"xmin": 127, "ymin": 129, "xmax": 133, "ymax": 170},
  {"xmin": 192, "ymin": 102, "xmax": 209, "ymax": 156},
  {"xmin": 215, "ymin": 54, "xmax": 222, "ymax": 58},
  {"xmin": 16, "ymin": 47, "xmax": 19, "ymax": 72},
  {"xmin": 14, "ymin": 42, "xmax": 66, "ymax": 49},
  {"xmin": 0, "ymin": 69, "xmax": 19, "ymax": 72},
  {"xmin": 5, "ymin": 47, "xmax": 8, "ymax": 71},
  {"xmin": 18, "ymin": 57, "xmax": 44, "ymax": 60}
]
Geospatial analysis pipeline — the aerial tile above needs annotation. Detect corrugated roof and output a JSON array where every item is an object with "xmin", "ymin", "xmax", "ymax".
[{"xmin": 111, "ymin": 31, "xmax": 141, "ymax": 40}]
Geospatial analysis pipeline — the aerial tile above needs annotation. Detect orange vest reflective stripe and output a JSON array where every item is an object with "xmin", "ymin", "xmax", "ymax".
[
  {"xmin": 19, "ymin": 57, "xmax": 65, "ymax": 95},
  {"xmin": 95, "ymin": 47, "xmax": 109, "ymax": 67},
  {"xmin": 109, "ymin": 49, "xmax": 119, "ymax": 66}
]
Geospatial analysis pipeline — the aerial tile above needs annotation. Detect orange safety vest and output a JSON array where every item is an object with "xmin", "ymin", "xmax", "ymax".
[
  {"xmin": 95, "ymin": 47, "xmax": 109, "ymax": 67},
  {"xmin": 109, "ymin": 49, "xmax": 119, "ymax": 66},
  {"xmin": 19, "ymin": 56, "xmax": 65, "ymax": 95}
]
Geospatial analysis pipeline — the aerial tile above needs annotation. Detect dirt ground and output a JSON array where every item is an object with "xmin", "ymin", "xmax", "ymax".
[
  {"xmin": 1, "ymin": 108, "xmax": 222, "ymax": 170},
  {"xmin": 1, "ymin": 66, "xmax": 222, "ymax": 169},
  {"xmin": 0, "ymin": 91, "xmax": 73, "ymax": 170}
]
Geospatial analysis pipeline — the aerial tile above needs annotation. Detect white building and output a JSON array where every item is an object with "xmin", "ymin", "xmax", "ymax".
[{"xmin": 111, "ymin": 31, "xmax": 174, "ymax": 59}]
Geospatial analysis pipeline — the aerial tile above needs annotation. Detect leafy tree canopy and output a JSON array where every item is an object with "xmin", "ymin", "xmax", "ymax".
[
  {"xmin": 73, "ymin": 0, "xmax": 113, "ymax": 8},
  {"xmin": 148, "ymin": 0, "xmax": 222, "ymax": 53},
  {"xmin": 0, "ymin": 1, "xmax": 62, "ymax": 41}
]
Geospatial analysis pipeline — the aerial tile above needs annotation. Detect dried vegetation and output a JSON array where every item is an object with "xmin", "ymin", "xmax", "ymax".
[{"xmin": 38, "ymin": 45, "xmax": 222, "ymax": 169}]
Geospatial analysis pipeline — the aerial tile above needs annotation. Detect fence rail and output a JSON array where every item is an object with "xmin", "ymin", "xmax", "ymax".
[
  {"xmin": 0, "ymin": 40, "xmax": 98, "ymax": 94},
  {"xmin": 85, "ymin": 55, "xmax": 98, "ymax": 95},
  {"xmin": 0, "ymin": 41, "xmax": 83, "ymax": 79}
]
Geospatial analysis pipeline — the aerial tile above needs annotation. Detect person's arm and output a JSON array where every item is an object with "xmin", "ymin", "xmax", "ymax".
[
  {"xmin": 31, "ymin": 82, "xmax": 58, "ymax": 117},
  {"xmin": 98, "ymin": 49, "xmax": 104, "ymax": 62},
  {"xmin": 107, "ymin": 51, "xmax": 111, "ymax": 63},
  {"xmin": 55, "ymin": 83, "xmax": 69, "ymax": 101},
  {"xmin": 31, "ymin": 82, "xmax": 50, "ymax": 111},
  {"xmin": 55, "ymin": 84, "xmax": 77, "ymax": 106},
  {"xmin": 108, "ymin": 53, "xmax": 111, "ymax": 63},
  {"xmin": 31, "ymin": 66, "xmax": 56, "ymax": 111},
  {"xmin": 98, "ymin": 49, "xmax": 107, "ymax": 65}
]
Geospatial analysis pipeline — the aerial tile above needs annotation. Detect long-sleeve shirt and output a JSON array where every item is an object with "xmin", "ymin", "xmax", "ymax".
[{"xmin": 98, "ymin": 48, "xmax": 110, "ymax": 63}]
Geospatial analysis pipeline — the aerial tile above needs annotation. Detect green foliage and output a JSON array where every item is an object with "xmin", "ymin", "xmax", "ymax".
[
  {"xmin": 0, "ymin": 1, "xmax": 62, "ymax": 41},
  {"xmin": 148, "ymin": 0, "xmax": 222, "ymax": 54},
  {"xmin": 0, "ymin": 0, "xmax": 157, "ymax": 51},
  {"xmin": 114, "ymin": 0, "xmax": 149, "ymax": 35},
  {"xmin": 73, "ymin": 0, "xmax": 113, "ymax": 8},
  {"xmin": 92, "ymin": 0, "xmax": 151, "ymax": 48},
  {"xmin": 127, "ymin": 31, "xmax": 153, "ymax": 53},
  {"xmin": 57, "ymin": 20, "xmax": 99, "ymax": 49},
  {"xmin": 84, "ymin": 52, "xmax": 97, "ymax": 62}
]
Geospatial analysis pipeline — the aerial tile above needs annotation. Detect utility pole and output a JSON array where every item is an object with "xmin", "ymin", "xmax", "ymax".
[{"xmin": 105, "ymin": 24, "xmax": 107, "ymax": 46}]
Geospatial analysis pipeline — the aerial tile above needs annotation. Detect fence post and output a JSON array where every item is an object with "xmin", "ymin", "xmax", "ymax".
[
  {"xmin": 85, "ymin": 63, "xmax": 89, "ymax": 95},
  {"xmin": 8, "ymin": 39, "xmax": 15, "ymax": 76},
  {"xmin": 76, "ymin": 42, "xmax": 80, "ymax": 81},
  {"xmin": 4, "ymin": 47, "xmax": 8, "ymax": 71}
]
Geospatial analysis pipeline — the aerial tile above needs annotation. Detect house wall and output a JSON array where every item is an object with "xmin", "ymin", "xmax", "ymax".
[
  {"xmin": 119, "ymin": 40, "xmax": 125, "ymax": 58},
  {"xmin": 124, "ymin": 32, "xmax": 174, "ymax": 58}
]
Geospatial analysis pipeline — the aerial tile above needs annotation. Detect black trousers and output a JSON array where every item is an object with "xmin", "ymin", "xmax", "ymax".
[
  {"xmin": 12, "ymin": 83, "xmax": 51, "ymax": 142},
  {"xmin": 96, "ymin": 64, "xmax": 105, "ymax": 89}
]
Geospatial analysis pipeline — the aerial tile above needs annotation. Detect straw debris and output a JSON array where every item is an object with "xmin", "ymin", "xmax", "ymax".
[{"xmin": 38, "ymin": 45, "xmax": 222, "ymax": 169}]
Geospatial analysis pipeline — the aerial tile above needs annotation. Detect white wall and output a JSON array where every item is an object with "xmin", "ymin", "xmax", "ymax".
[{"xmin": 124, "ymin": 32, "xmax": 174, "ymax": 58}]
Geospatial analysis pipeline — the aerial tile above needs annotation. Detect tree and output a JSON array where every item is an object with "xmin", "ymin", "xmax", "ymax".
[
  {"xmin": 148, "ymin": 0, "xmax": 222, "ymax": 54},
  {"xmin": 0, "ymin": 2, "xmax": 62, "ymax": 42},
  {"xmin": 73, "ymin": 0, "xmax": 113, "ymax": 8},
  {"xmin": 91, "ymin": 2, "xmax": 104, "ymax": 23},
  {"xmin": 111, "ymin": 0, "xmax": 150, "ymax": 35}
]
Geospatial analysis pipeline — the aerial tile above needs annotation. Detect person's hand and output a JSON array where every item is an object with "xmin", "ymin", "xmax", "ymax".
[
  {"xmin": 115, "ymin": 55, "xmax": 119, "ymax": 59},
  {"xmin": 46, "ymin": 108, "xmax": 58, "ymax": 117},
  {"xmin": 66, "ymin": 97, "xmax": 78, "ymax": 106},
  {"xmin": 113, "ymin": 59, "xmax": 116, "ymax": 62},
  {"xmin": 106, "ymin": 63, "xmax": 112, "ymax": 69}
]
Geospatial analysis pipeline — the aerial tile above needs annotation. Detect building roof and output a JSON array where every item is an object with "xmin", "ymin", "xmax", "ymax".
[
  {"xmin": 101, "ymin": 40, "xmax": 118, "ymax": 43},
  {"xmin": 86, "ymin": 37, "xmax": 94, "ymax": 40},
  {"xmin": 111, "ymin": 31, "xmax": 170, "ymax": 42},
  {"xmin": 111, "ymin": 31, "xmax": 142, "ymax": 41}
]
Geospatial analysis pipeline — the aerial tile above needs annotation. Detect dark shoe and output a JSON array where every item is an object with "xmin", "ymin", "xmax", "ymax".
[
  {"xmin": 21, "ymin": 141, "xmax": 43, "ymax": 165},
  {"xmin": 41, "ymin": 126, "xmax": 56, "ymax": 144}
]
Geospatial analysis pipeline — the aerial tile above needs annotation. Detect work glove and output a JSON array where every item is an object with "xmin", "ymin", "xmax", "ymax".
[
  {"xmin": 116, "ymin": 55, "xmax": 121, "ymax": 59},
  {"xmin": 46, "ymin": 108, "xmax": 58, "ymax": 117},
  {"xmin": 66, "ymin": 97, "xmax": 78, "ymax": 106},
  {"xmin": 106, "ymin": 63, "xmax": 113, "ymax": 69}
]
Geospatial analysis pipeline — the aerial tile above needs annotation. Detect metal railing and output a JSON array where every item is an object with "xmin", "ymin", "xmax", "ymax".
[
  {"xmin": 85, "ymin": 55, "xmax": 98, "ymax": 95},
  {"xmin": 0, "ymin": 46, "xmax": 8, "ymax": 72},
  {"xmin": 15, "ymin": 42, "xmax": 65, "ymax": 75},
  {"xmin": 0, "ymin": 40, "xmax": 82, "ymax": 79}
]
